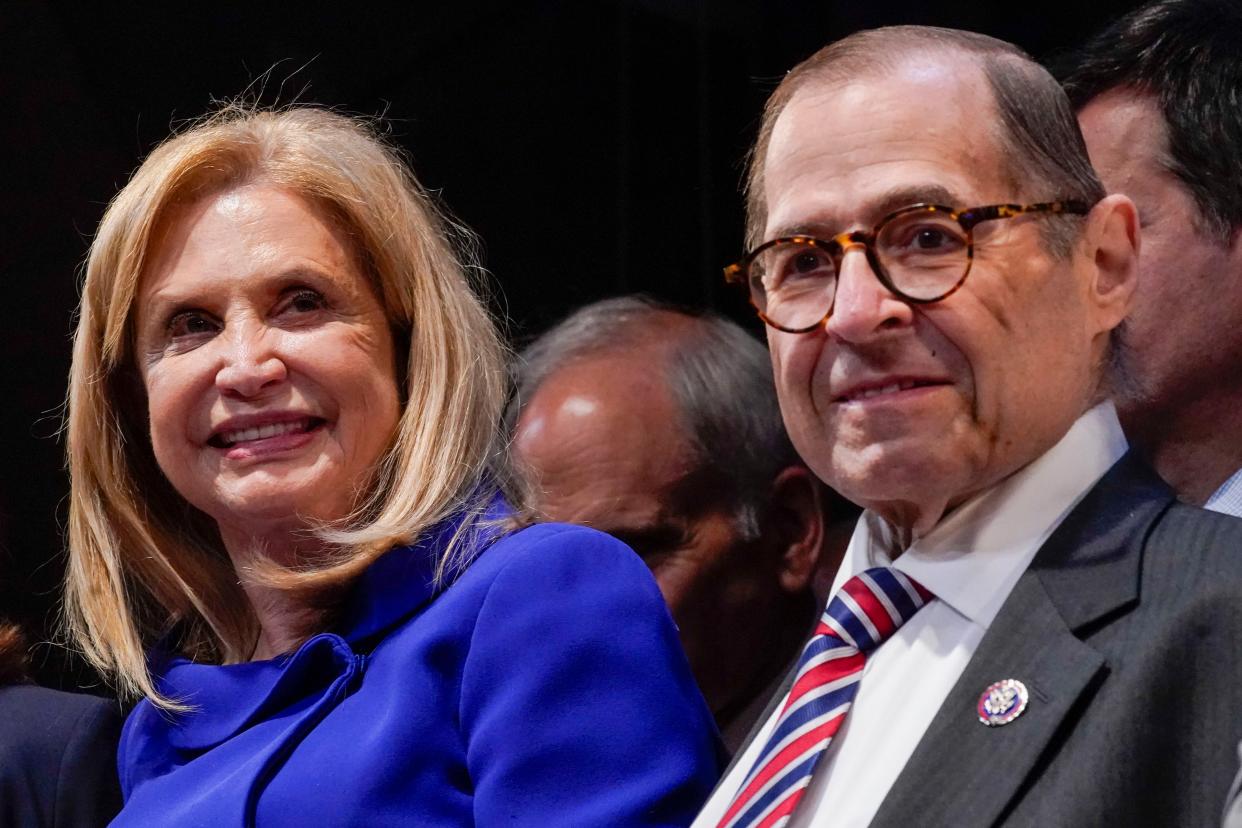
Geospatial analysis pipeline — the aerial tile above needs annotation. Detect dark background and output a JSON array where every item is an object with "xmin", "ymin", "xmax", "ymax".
[{"xmin": 2, "ymin": 0, "xmax": 1142, "ymax": 690}]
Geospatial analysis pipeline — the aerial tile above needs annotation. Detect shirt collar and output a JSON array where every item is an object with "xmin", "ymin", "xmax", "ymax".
[
  {"xmin": 1205, "ymin": 466, "xmax": 1242, "ymax": 518},
  {"xmin": 832, "ymin": 402, "xmax": 1128, "ymax": 630}
]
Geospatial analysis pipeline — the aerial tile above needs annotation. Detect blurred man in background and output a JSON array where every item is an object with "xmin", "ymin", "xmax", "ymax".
[{"xmin": 508, "ymin": 296, "xmax": 856, "ymax": 751}]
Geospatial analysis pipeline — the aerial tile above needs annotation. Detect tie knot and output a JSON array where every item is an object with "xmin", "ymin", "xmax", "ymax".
[{"xmin": 821, "ymin": 567, "xmax": 933, "ymax": 653}]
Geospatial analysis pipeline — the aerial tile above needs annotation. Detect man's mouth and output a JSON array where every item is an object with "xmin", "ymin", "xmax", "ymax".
[
  {"xmin": 207, "ymin": 417, "xmax": 326, "ymax": 448},
  {"xmin": 834, "ymin": 379, "xmax": 947, "ymax": 403}
]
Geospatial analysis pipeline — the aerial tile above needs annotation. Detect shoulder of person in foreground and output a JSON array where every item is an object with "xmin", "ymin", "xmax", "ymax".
[
  {"xmin": 1127, "ymin": 504, "xmax": 1242, "ymax": 820},
  {"xmin": 1144, "ymin": 502, "xmax": 1242, "ymax": 595},
  {"xmin": 0, "ymin": 683, "xmax": 124, "ymax": 827},
  {"xmin": 460, "ymin": 520, "xmax": 724, "ymax": 826}
]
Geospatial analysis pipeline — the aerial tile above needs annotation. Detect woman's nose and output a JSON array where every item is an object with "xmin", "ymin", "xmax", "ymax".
[{"xmin": 214, "ymin": 325, "xmax": 288, "ymax": 398}]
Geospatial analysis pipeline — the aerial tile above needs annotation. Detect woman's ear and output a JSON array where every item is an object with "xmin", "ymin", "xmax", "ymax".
[{"xmin": 1082, "ymin": 193, "xmax": 1141, "ymax": 333}]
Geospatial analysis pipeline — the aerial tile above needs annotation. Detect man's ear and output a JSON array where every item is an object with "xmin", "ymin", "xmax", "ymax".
[
  {"xmin": 764, "ymin": 465, "xmax": 824, "ymax": 593},
  {"xmin": 1082, "ymin": 193, "xmax": 1140, "ymax": 333}
]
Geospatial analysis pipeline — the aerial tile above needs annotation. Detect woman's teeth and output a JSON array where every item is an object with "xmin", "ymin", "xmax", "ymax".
[{"xmin": 218, "ymin": 418, "xmax": 311, "ymax": 446}]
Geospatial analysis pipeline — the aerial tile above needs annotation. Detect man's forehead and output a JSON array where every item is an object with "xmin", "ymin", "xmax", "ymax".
[
  {"xmin": 768, "ymin": 183, "xmax": 967, "ymax": 238},
  {"xmin": 762, "ymin": 55, "xmax": 1006, "ymax": 233},
  {"xmin": 1078, "ymin": 89, "xmax": 1173, "ymax": 178},
  {"xmin": 770, "ymin": 53, "xmax": 995, "ymax": 147}
]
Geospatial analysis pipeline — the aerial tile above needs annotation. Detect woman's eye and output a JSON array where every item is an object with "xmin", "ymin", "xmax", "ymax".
[
  {"xmin": 167, "ymin": 311, "xmax": 218, "ymax": 340},
  {"xmin": 282, "ymin": 289, "xmax": 327, "ymax": 315}
]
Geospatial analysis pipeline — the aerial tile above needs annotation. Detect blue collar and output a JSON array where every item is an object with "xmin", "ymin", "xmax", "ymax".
[{"xmin": 153, "ymin": 495, "xmax": 511, "ymax": 752}]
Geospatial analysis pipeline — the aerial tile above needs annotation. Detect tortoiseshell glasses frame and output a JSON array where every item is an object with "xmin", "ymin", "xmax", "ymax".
[{"xmin": 723, "ymin": 200, "xmax": 1092, "ymax": 334}]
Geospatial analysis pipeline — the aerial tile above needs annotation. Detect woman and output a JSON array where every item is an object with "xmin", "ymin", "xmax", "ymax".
[
  {"xmin": 0, "ymin": 622, "xmax": 122, "ymax": 826},
  {"xmin": 65, "ymin": 106, "xmax": 719, "ymax": 825}
]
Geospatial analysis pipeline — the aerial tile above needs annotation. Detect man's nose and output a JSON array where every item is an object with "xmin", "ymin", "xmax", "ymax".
[
  {"xmin": 214, "ymin": 323, "xmax": 287, "ymax": 398},
  {"xmin": 823, "ymin": 246, "xmax": 915, "ymax": 342}
]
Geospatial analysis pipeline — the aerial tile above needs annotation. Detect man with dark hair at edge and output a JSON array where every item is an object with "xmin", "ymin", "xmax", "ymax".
[
  {"xmin": 508, "ymin": 296, "xmax": 856, "ymax": 752},
  {"xmin": 1058, "ymin": 2, "xmax": 1242, "ymax": 823},
  {"xmin": 1060, "ymin": 0, "xmax": 1242, "ymax": 518},
  {"xmin": 693, "ymin": 23, "xmax": 1242, "ymax": 828}
]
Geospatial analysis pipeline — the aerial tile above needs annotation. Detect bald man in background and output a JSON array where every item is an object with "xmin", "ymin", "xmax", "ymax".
[{"xmin": 508, "ymin": 296, "xmax": 855, "ymax": 751}]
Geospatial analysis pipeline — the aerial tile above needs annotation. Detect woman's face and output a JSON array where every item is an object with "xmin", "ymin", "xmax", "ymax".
[{"xmin": 134, "ymin": 185, "xmax": 401, "ymax": 543}]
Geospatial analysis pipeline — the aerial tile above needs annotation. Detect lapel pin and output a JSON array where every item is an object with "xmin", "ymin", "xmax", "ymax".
[{"xmin": 977, "ymin": 679, "xmax": 1029, "ymax": 726}]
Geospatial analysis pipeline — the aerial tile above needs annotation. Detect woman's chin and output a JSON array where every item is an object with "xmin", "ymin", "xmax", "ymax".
[{"xmin": 206, "ymin": 486, "xmax": 351, "ymax": 547}]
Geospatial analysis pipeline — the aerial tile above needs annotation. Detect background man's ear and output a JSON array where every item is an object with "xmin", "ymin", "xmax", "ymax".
[
  {"xmin": 764, "ymin": 465, "xmax": 824, "ymax": 593},
  {"xmin": 1083, "ymin": 193, "xmax": 1140, "ymax": 332}
]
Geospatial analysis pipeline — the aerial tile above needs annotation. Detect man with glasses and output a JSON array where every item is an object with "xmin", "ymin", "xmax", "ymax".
[{"xmin": 694, "ymin": 24, "xmax": 1242, "ymax": 828}]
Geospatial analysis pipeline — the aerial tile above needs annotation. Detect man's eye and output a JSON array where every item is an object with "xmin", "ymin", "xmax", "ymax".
[
  {"xmin": 765, "ymin": 244, "xmax": 833, "ymax": 289},
  {"xmin": 610, "ymin": 527, "xmax": 688, "ymax": 564},
  {"xmin": 888, "ymin": 223, "xmax": 965, "ymax": 254},
  {"xmin": 793, "ymin": 250, "xmax": 828, "ymax": 273},
  {"xmin": 167, "ymin": 311, "xmax": 218, "ymax": 339},
  {"xmin": 914, "ymin": 228, "xmax": 951, "ymax": 249}
]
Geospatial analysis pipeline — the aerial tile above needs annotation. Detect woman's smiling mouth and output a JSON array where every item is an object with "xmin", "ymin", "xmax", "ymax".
[{"xmin": 207, "ymin": 416, "xmax": 327, "ymax": 450}]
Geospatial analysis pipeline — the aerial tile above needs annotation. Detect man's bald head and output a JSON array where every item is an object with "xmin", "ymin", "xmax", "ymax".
[
  {"xmin": 509, "ymin": 296, "xmax": 800, "ymax": 536},
  {"xmin": 508, "ymin": 297, "xmax": 848, "ymax": 721},
  {"xmin": 744, "ymin": 26, "xmax": 1104, "ymax": 252}
]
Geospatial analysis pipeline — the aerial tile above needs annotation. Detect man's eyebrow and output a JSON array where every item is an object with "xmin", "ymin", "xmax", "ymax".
[
  {"xmin": 871, "ymin": 184, "xmax": 963, "ymax": 216},
  {"xmin": 767, "ymin": 183, "xmax": 966, "ymax": 241}
]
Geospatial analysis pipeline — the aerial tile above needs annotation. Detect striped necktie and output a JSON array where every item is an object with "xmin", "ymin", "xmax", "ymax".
[{"xmin": 715, "ymin": 567, "xmax": 934, "ymax": 828}]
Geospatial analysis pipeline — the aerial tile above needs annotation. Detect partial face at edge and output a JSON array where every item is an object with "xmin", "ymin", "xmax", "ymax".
[
  {"xmin": 134, "ymin": 185, "xmax": 402, "ymax": 544},
  {"xmin": 1078, "ymin": 89, "xmax": 1239, "ymax": 414},
  {"xmin": 760, "ymin": 58, "xmax": 1107, "ymax": 528}
]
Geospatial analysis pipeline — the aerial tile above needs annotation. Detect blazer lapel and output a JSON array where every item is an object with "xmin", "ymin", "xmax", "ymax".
[{"xmin": 871, "ymin": 452, "xmax": 1174, "ymax": 827}]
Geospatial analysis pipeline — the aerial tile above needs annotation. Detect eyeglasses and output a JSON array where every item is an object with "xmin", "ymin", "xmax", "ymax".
[{"xmin": 724, "ymin": 200, "xmax": 1091, "ymax": 333}]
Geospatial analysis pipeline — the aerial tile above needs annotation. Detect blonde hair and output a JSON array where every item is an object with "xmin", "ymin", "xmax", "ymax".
[{"xmin": 65, "ymin": 105, "xmax": 514, "ymax": 705}]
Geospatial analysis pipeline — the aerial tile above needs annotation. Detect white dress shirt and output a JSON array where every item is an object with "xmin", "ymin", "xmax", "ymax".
[
  {"xmin": 1206, "ymin": 467, "xmax": 1242, "ymax": 518},
  {"xmin": 693, "ymin": 403, "xmax": 1128, "ymax": 828}
]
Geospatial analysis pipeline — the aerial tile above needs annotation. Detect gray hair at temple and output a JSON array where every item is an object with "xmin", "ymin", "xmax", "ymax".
[
  {"xmin": 744, "ymin": 25, "xmax": 1106, "ymax": 255},
  {"xmin": 506, "ymin": 296, "xmax": 801, "ymax": 539}
]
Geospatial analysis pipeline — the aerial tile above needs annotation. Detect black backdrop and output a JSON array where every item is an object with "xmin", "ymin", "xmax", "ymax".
[{"xmin": 2, "ymin": 0, "xmax": 1142, "ymax": 688}]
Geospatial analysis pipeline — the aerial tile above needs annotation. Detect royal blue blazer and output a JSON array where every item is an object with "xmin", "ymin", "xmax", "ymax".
[{"xmin": 113, "ymin": 511, "xmax": 722, "ymax": 826}]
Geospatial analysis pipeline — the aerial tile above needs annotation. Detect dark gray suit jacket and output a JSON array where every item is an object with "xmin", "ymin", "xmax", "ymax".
[
  {"xmin": 873, "ymin": 452, "xmax": 1242, "ymax": 826},
  {"xmin": 725, "ymin": 452, "xmax": 1242, "ymax": 826},
  {"xmin": 0, "ymin": 684, "xmax": 122, "ymax": 827}
]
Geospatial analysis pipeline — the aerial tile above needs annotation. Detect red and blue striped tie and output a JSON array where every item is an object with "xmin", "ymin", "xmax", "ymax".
[{"xmin": 715, "ymin": 567, "xmax": 934, "ymax": 828}]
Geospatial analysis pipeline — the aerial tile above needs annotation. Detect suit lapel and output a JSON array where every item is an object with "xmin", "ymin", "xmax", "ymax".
[
  {"xmin": 871, "ymin": 453, "xmax": 1174, "ymax": 827},
  {"xmin": 870, "ymin": 572, "xmax": 1105, "ymax": 827}
]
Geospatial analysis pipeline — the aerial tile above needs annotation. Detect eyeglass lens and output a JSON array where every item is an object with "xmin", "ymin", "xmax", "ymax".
[{"xmin": 750, "ymin": 208, "xmax": 970, "ymax": 330}]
